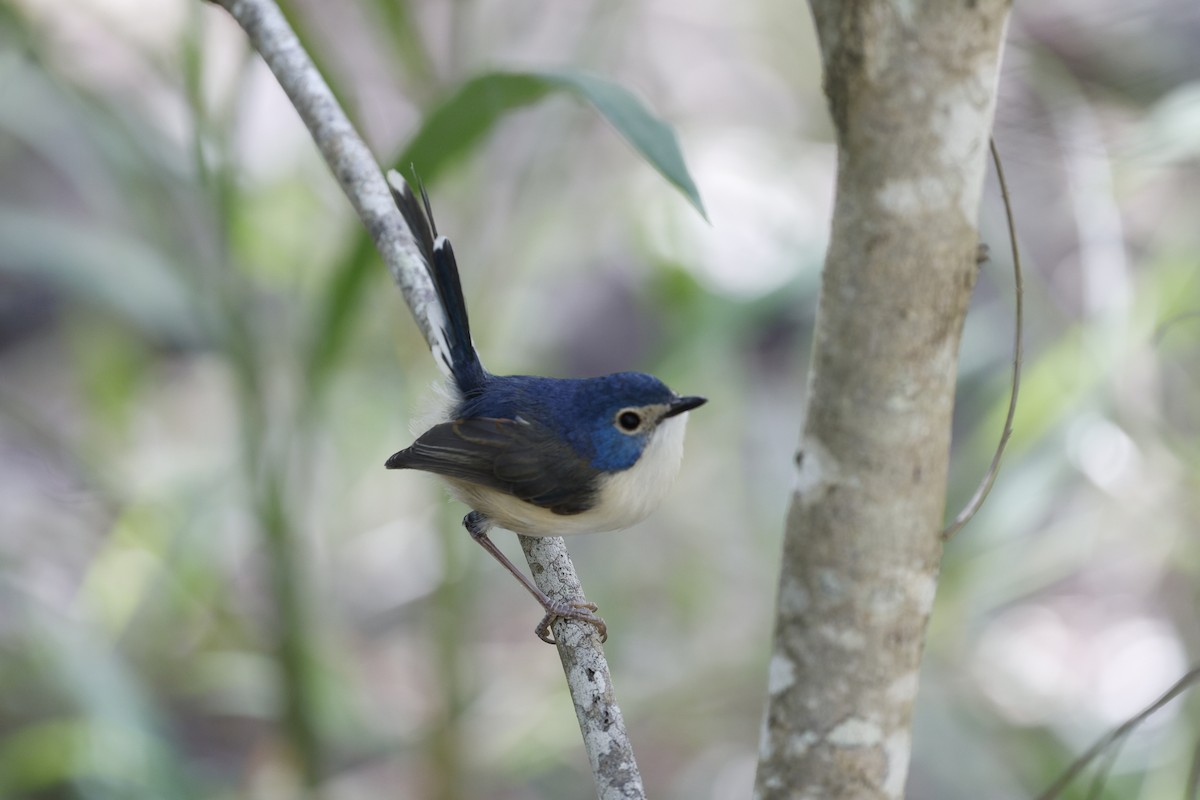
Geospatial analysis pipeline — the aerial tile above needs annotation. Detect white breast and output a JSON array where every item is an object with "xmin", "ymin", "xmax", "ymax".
[{"xmin": 444, "ymin": 414, "xmax": 690, "ymax": 536}]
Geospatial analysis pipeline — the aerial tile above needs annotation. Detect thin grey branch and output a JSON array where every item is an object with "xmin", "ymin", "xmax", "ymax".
[
  {"xmin": 1082, "ymin": 733, "xmax": 1125, "ymax": 800},
  {"xmin": 520, "ymin": 536, "xmax": 644, "ymax": 799},
  {"xmin": 1036, "ymin": 664, "xmax": 1200, "ymax": 800},
  {"xmin": 211, "ymin": 1, "xmax": 643, "ymax": 795},
  {"xmin": 214, "ymin": 0, "xmax": 441, "ymax": 349},
  {"xmin": 943, "ymin": 138, "xmax": 1025, "ymax": 541}
]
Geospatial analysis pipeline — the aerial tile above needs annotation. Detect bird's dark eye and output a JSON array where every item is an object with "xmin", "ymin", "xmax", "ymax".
[{"xmin": 617, "ymin": 411, "xmax": 642, "ymax": 432}]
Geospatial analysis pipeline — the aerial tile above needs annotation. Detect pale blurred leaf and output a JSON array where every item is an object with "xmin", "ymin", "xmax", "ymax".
[{"xmin": 0, "ymin": 211, "xmax": 203, "ymax": 343}]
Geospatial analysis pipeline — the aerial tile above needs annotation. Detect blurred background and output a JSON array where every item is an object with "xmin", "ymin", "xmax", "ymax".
[{"xmin": 1, "ymin": 0, "xmax": 1198, "ymax": 798}]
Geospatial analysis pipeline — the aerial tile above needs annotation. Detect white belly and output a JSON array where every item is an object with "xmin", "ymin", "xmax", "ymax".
[{"xmin": 445, "ymin": 414, "xmax": 690, "ymax": 536}]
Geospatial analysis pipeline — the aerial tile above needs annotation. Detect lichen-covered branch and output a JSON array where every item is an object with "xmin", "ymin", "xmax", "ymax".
[
  {"xmin": 211, "ymin": 1, "xmax": 643, "ymax": 795},
  {"xmin": 212, "ymin": 0, "xmax": 442, "ymax": 348},
  {"xmin": 521, "ymin": 536, "xmax": 645, "ymax": 800},
  {"xmin": 755, "ymin": 2, "xmax": 1012, "ymax": 798}
]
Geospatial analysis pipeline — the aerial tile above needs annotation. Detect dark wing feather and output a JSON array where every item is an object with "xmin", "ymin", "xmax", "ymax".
[{"xmin": 385, "ymin": 418, "xmax": 598, "ymax": 515}]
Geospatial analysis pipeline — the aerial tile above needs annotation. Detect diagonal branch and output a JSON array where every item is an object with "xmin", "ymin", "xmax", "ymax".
[
  {"xmin": 1035, "ymin": 664, "xmax": 1200, "ymax": 800},
  {"xmin": 209, "ymin": 1, "xmax": 644, "ymax": 796}
]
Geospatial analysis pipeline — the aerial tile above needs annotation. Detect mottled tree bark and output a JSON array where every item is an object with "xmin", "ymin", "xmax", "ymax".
[{"xmin": 755, "ymin": 2, "xmax": 1011, "ymax": 799}]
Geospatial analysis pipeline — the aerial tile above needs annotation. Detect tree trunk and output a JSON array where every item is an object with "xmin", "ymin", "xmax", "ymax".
[{"xmin": 755, "ymin": 2, "xmax": 1012, "ymax": 798}]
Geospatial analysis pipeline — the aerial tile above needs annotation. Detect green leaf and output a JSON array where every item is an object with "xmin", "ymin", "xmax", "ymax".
[
  {"xmin": 396, "ymin": 69, "xmax": 706, "ymax": 219},
  {"xmin": 397, "ymin": 72, "xmax": 552, "ymax": 183},
  {"xmin": 541, "ymin": 70, "xmax": 708, "ymax": 221}
]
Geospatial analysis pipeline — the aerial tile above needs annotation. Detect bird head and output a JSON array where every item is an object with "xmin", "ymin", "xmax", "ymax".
[{"xmin": 563, "ymin": 372, "xmax": 706, "ymax": 473}]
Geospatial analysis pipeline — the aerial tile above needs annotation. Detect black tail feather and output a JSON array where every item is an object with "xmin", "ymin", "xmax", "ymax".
[
  {"xmin": 388, "ymin": 171, "xmax": 486, "ymax": 393},
  {"xmin": 391, "ymin": 173, "xmax": 437, "ymax": 268},
  {"xmin": 428, "ymin": 237, "xmax": 486, "ymax": 391}
]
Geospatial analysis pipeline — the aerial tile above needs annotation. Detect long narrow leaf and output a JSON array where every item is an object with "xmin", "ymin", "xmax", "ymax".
[
  {"xmin": 542, "ymin": 70, "xmax": 707, "ymax": 220},
  {"xmin": 396, "ymin": 69, "xmax": 706, "ymax": 219}
]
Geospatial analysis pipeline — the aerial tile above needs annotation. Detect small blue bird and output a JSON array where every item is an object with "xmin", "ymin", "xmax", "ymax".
[{"xmin": 384, "ymin": 171, "xmax": 706, "ymax": 644}]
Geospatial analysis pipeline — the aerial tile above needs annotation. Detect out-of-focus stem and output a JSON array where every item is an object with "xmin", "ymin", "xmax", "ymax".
[
  {"xmin": 259, "ymin": 470, "xmax": 322, "ymax": 791},
  {"xmin": 186, "ymin": 7, "xmax": 323, "ymax": 790}
]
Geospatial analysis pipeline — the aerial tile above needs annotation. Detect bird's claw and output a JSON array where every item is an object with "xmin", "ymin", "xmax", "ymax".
[{"xmin": 535, "ymin": 598, "xmax": 608, "ymax": 645}]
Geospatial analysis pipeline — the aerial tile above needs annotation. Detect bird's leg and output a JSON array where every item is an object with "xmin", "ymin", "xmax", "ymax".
[{"xmin": 463, "ymin": 511, "xmax": 608, "ymax": 644}]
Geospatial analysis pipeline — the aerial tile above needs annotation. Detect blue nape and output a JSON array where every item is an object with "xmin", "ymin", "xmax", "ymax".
[{"xmin": 457, "ymin": 371, "xmax": 674, "ymax": 472}]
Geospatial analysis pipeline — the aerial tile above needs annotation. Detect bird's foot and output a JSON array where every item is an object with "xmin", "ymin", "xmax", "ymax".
[{"xmin": 535, "ymin": 598, "xmax": 608, "ymax": 645}]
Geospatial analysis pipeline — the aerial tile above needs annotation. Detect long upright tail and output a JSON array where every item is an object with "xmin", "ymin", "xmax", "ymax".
[{"xmin": 387, "ymin": 170, "xmax": 486, "ymax": 395}]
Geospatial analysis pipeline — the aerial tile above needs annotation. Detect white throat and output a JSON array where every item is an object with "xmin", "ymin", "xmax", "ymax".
[{"xmin": 589, "ymin": 413, "xmax": 690, "ymax": 531}]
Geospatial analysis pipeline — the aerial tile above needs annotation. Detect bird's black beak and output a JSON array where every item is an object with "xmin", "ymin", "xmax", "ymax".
[{"xmin": 663, "ymin": 395, "xmax": 707, "ymax": 419}]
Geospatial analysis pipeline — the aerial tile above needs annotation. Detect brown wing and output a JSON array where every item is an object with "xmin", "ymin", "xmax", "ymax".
[{"xmin": 385, "ymin": 417, "xmax": 599, "ymax": 515}]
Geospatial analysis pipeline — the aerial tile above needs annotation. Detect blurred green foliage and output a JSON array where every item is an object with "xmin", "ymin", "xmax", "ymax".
[
  {"xmin": 1, "ymin": 1, "xmax": 1199, "ymax": 799},
  {"xmin": 398, "ymin": 69, "xmax": 706, "ymax": 217}
]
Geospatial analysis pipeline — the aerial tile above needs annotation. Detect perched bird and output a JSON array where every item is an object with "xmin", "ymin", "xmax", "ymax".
[{"xmin": 385, "ymin": 171, "xmax": 705, "ymax": 644}]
